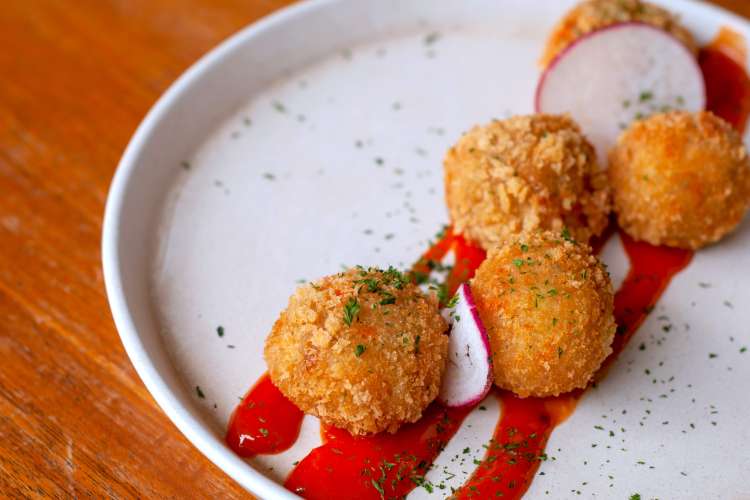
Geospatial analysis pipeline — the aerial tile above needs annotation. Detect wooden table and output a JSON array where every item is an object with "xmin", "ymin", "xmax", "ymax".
[{"xmin": 0, "ymin": 0, "xmax": 747, "ymax": 497}]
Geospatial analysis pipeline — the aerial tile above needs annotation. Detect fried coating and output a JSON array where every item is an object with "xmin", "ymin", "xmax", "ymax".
[
  {"xmin": 541, "ymin": 0, "xmax": 697, "ymax": 68},
  {"xmin": 264, "ymin": 267, "xmax": 448, "ymax": 435},
  {"xmin": 444, "ymin": 114, "xmax": 610, "ymax": 251},
  {"xmin": 609, "ymin": 111, "xmax": 750, "ymax": 249},
  {"xmin": 470, "ymin": 231, "xmax": 615, "ymax": 398}
]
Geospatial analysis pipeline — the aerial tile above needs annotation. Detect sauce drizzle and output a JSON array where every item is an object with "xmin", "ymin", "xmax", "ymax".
[
  {"xmin": 226, "ymin": 374, "xmax": 304, "ymax": 457},
  {"xmin": 699, "ymin": 26, "xmax": 750, "ymax": 133},
  {"xmin": 284, "ymin": 404, "xmax": 472, "ymax": 499}
]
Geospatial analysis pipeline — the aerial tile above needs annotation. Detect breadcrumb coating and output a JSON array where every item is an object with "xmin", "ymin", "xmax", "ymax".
[
  {"xmin": 444, "ymin": 114, "xmax": 611, "ymax": 250},
  {"xmin": 264, "ymin": 267, "xmax": 448, "ymax": 435},
  {"xmin": 540, "ymin": 0, "xmax": 697, "ymax": 67},
  {"xmin": 609, "ymin": 111, "xmax": 750, "ymax": 249},
  {"xmin": 470, "ymin": 231, "xmax": 616, "ymax": 398}
]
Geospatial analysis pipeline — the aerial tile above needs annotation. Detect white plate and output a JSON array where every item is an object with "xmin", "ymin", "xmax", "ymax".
[{"xmin": 103, "ymin": 0, "xmax": 750, "ymax": 498}]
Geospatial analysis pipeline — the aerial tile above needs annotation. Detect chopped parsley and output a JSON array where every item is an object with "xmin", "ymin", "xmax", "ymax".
[
  {"xmin": 371, "ymin": 478, "xmax": 384, "ymax": 497},
  {"xmin": 445, "ymin": 294, "xmax": 460, "ymax": 309},
  {"xmin": 343, "ymin": 297, "xmax": 361, "ymax": 326},
  {"xmin": 424, "ymin": 32, "xmax": 440, "ymax": 45},
  {"xmin": 355, "ymin": 344, "xmax": 366, "ymax": 357},
  {"xmin": 216, "ymin": 325, "xmax": 225, "ymax": 338},
  {"xmin": 561, "ymin": 227, "xmax": 576, "ymax": 243},
  {"xmin": 379, "ymin": 293, "xmax": 396, "ymax": 305},
  {"xmin": 259, "ymin": 428, "xmax": 269, "ymax": 437}
]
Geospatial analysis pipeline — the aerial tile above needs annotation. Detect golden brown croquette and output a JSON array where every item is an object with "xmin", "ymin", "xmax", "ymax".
[
  {"xmin": 470, "ymin": 230, "xmax": 616, "ymax": 398},
  {"xmin": 609, "ymin": 111, "xmax": 750, "ymax": 249},
  {"xmin": 264, "ymin": 266, "xmax": 448, "ymax": 435},
  {"xmin": 444, "ymin": 114, "xmax": 610, "ymax": 251},
  {"xmin": 541, "ymin": 0, "xmax": 697, "ymax": 67}
]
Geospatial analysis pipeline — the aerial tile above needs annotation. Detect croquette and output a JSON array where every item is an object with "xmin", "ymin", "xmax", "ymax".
[
  {"xmin": 444, "ymin": 114, "xmax": 610, "ymax": 251},
  {"xmin": 470, "ymin": 230, "xmax": 616, "ymax": 397},
  {"xmin": 264, "ymin": 266, "xmax": 448, "ymax": 435},
  {"xmin": 541, "ymin": 0, "xmax": 697, "ymax": 68},
  {"xmin": 609, "ymin": 111, "xmax": 750, "ymax": 249}
]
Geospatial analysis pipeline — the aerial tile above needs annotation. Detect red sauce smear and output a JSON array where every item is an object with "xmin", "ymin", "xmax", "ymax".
[
  {"xmin": 454, "ymin": 390, "xmax": 577, "ymax": 499},
  {"xmin": 699, "ymin": 26, "xmax": 750, "ymax": 133},
  {"xmin": 446, "ymin": 234, "xmax": 487, "ymax": 297},
  {"xmin": 226, "ymin": 374, "xmax": 303, "ymax": 456},
  {"xmin": 285, "ymin": 404, "xmax": 472, "ymax": 499},
  {"xmin": 227, "ymin": 27, "xmax": 748, "ymax": 498}
]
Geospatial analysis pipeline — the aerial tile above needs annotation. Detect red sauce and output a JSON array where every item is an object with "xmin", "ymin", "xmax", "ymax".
[
  {"xmin": 412, "ymin": 226, "xmax": 455, "ymax": 281},
  {"xmin": 454, "ymin": 390, "xmax": 578, "ymax": 499},
  {"xmin": 284, "ymin": 404, "xmax": 473, "ymax": 499},
  {"xmin": 226, "ymin": 374, "xmax": 303, "ymax": 456},
  {"xmin": 446, "ymin": 234, "xmax": 487, "ymax": 297},
  {"xmin": 604, "ymin": 233, "xmax": 693, "ymax": 370},
  {"xmin": 699, "ymin": 27, "xmax": 750, "ymax": 133}
]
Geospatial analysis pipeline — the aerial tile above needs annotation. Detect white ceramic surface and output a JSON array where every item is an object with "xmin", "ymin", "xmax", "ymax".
[{"xmin": 103, "ymin": 1, "xmax": 750, "ymax": 498}]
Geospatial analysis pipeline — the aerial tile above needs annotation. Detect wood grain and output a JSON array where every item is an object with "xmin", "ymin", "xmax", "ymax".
[{"xmin": 0, "ymin": 1, "xmax": 747, "ymax": 498}]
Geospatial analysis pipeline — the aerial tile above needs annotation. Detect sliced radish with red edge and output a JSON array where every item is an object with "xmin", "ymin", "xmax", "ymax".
[
  {"xmin": 438, "ymin": 283, "xmax": 493, "ymax": 408},
  {"xmin": 536, "ymin": 22, "xmax": 705, "ymax": 163}
]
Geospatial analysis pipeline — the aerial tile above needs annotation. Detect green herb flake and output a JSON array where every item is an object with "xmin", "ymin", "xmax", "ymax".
[
  {"xmin": 259, "ymin": 428, "xmax": 269, "ymax": 437},
  {"xmin": 216, "ymin": 325, "xmax": 225, "ymax": 338},
  {"xmin": 424, "ymin": 32, "xmax": 441, "ymax": 45},
  {"xmin": 639, "ymin": 91, "xmax": 653, "ymax": 102},
  {"xmin": 343, "ymin": 297, "xmax": 361, "ymax": 326},
  {"xmin": 445, "ymin": 294, "xmax": 460, "ymax": 309},
  {"xmin": 561, "ymin": 227, "xmax": 576, "ymax": 243},
  {"xmin": 355, "ymin": 344, "xmax": 366, "ymax": 357},
  {"xmin": 512, "ymin": 258, "xmax": 524, "ymax": 268}
]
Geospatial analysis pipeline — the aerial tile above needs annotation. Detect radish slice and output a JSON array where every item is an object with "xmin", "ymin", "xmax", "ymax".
[
  {"xmin": 438, "ymin": 283, "xmax": 493, "ymax": 408},
  {"xmin": 535, "ymin": 22, "xmax": 705, "ymax": 163}
]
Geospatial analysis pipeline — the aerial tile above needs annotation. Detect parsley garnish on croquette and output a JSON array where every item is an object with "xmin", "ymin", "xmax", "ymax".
[
  {"xmin": 343, "ymin": 297, "xmax": 361, "ymax": 326},
  {"xmin": 561, "ymin": 227, "xmax": 577, "ymax": 244}
]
